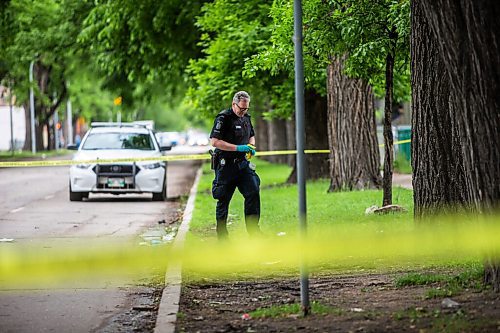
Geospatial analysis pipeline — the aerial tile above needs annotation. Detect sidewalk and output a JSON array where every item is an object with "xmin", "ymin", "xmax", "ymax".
[{"xmin": 393, "ymin": 173, "xmax": 412, "ymax": 189}]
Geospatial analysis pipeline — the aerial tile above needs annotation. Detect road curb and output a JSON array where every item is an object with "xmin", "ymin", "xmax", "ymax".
[{"xmin": 154, "ymin": 166, "xmax": 203, "ymax": 333}]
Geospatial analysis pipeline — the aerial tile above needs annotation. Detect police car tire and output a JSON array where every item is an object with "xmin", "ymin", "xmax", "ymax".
[
  {"xmin": 69, "ymin": 184, "xmax": 84, "ymax": 202},
  {"xmin": 152, "ymin": 174, "xmax": 167, "ymax": 201}
]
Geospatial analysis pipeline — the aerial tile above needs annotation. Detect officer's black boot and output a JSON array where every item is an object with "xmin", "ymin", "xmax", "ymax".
[
  {"xmin": 245, "ymin": 215, "xmax": 263, "ymax": 238},
  {"xmin": 216, "ymin": 219, "xmax": 229, "ymax": 240}
]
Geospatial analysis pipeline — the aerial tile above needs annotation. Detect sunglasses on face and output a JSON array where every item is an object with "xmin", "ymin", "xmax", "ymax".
[{"xmin": 234, "ymin": 103, "xmax": 250, "ymax": 112}]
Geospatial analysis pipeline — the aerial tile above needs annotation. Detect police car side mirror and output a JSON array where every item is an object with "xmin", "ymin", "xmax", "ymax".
[
  {"xmin": 67, "ymin": 144, "xmax": 78, "ymax": 150},
  {"xmin": 160, "ymin": 145, "xmax": 172, "ymax": 151}
]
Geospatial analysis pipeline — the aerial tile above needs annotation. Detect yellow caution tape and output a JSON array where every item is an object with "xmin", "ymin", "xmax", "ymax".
[
  {"xmin": 0, "ymin": 154, "xmax": 211, "ymax": 168},
  {"xmin": 0, "ymin": 139, "xmax": 411, "ymax": 168},
  {"xmin": 0, "ymin": 217, "xmax": 498, "ymax": 288}
]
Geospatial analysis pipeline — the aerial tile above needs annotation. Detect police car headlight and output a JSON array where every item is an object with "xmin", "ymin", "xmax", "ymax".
[
  {"xmin": 143, "ymin": 162, "xmax": 162, "ymax": 169},
  {"xmin": 75, "ymin": 164, "xmax": 91, "ymax": 169}
]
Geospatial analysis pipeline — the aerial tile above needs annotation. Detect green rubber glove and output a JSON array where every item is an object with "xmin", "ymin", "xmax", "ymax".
[
  {"xmin": 236, "ymin": 145, "xmax": 252, "ymax": 153},
  {"xmin": 247, "ymin": 144, "xmax": 256, "ymax": 156}
]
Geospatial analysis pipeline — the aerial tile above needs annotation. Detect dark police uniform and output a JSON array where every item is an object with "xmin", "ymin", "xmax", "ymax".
[{"xmin": 209, "ymin": 108, "xmax": 261, "ymax": 238}]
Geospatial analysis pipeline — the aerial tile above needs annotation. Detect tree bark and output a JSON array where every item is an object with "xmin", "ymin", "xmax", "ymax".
[
  {"xmin": 413, "ymin": 0, "xmax": 500, "ymax": 291},
  {"xmin": 326, "ymin": 57, "xmax": 381, "ymax": 192},
  {"xmin": 411, "ymin": 0, "xmax": 469, "ymax": 216},
  {"xmin": 287, "ymin": 89, "xmax": 329, "ymax": 183},
  {"xmin": 285, "ymin": 117, "xmax": 295, "ymax": 167},
  {"xmin": 22, "ymin": 103, "xmax": 32, "ymax": 151},
  {"xmin": 267, "ymin": 118, "xmax": 288, "ymax": 164},
  {"xmin": 382, "ymin": 30, "xmax": 397, "ymax": 206},
  {"xmin": 254, "ymin": 115, "xmax": 269, "ymax": 161},
  {"xmin": 419, "ymin": 0, "xmax": 500, "ymax": 212}
]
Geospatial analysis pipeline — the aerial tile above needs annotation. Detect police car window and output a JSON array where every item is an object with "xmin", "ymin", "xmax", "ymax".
[{"xmin": 82, "ymin": 132, "xmax": 155, "ymax": 150}]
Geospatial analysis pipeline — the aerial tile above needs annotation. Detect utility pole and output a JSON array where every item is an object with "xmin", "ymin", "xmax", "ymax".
[
  {"xmin": 54, "ymin": 111, "xmax": 60, "ymax": 150},
  {"xmin": 66, "ymin": 82, "xmax": 73, "ymax": 145},
  {"xmin": 29, "ymin": 61, "xmax": 36, "ymax": 153},
  {"xmin": 9, "ymin": 82, "xmax": 14, "ymax": 156},
  {"xmin": 293, "ymin": 0, "xmax": 309, "ymax": 316}
]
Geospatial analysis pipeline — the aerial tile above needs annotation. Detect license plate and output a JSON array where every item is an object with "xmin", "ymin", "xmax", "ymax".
[{"xmin": 107, "ymin": 178, "xmax": 125, "ymax": 187}]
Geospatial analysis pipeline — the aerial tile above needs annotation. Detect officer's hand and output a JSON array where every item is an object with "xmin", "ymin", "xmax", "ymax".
[
  {"xmin": 236, "ymin": 145, "xmax": 252, "ymax": 153},
  {"xmin": 247, "ymin": 144, "xmax": 256, "ymax": 156}
]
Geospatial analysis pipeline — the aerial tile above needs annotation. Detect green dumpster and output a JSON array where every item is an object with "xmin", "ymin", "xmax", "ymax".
[{"xmin": 396, "ymin": 125, "xmax": 411, "ymax": 161}]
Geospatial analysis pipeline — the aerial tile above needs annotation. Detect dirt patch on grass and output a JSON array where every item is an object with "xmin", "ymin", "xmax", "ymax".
[{"xmin": 176, "ymin": 273, "xmax": 500, "ymax": 332}]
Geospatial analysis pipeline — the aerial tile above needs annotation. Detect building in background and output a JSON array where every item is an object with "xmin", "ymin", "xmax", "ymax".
[{"xmin": 0, "ymin": 86, "xmax": 26, "ymax": 151}]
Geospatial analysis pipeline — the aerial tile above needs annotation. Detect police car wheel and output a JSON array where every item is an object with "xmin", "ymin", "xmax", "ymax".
[
  {"xmin": 69, "ymin": 184, "xmax": 84, "ymax": 202},
  {"xmin": 152, "ymin": 175, "xmax": 167, "ymax": 201}
]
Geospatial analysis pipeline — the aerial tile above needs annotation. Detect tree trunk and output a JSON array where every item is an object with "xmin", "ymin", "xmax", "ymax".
[
  {"xmin": 267, "ymin": 118, "xmax": 288, "ymax": 164},
  {"xmin": 411, "ymin": 0, "xmax": 469, "ymax": 217},
  {"xmin": 22, "ymin": 103, "xmax": 32, "ymax": 151},
  {"xmin": 287, "ymin": 89, "xmax": 329, "ymax": 183},
  {"xmin": 413, "ymin": 0, "xmax": 500, "ymax": 291},
  {"xmin": 254, "ymin": 114, "xmax": 269, "ymax": 160},
  {"xmin": 382, "ymin": 31, "xmax": 397, "ymax": 206},
  {"xmin": 285, "ymin": 117, "xmax": 295, "ymax": 167},
  {"xmin": 326, "ymin": 57, "xmax": 381, "ymax": 192},
  {"xmin": 37, "ymin": 119, "xmax": 45, "ymax": 151},
  {"xmin": 419, "ymin": 0, "xmax": 500, "ymax": 211}
]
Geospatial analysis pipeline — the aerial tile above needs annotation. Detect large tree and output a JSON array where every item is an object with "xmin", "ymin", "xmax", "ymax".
[
  {"xmin": 327, "ymin": 56, "xmax": 381, "ymax": 191},
  {"xmin": 247, "ymin": 0, "xmax": 383, "ymax": 185},
  {"xmin": 411, "ymin": 0, "xmax": 500, "ymax": 289},
  {"xmin": 333, "ymin": 0, "xmax": 410, "ymax": 204}
]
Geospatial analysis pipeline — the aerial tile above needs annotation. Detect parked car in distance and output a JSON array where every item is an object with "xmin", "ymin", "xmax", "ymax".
[
  {"xmin": 187, "ymin": 131, "xmax": 209, "ymax": 146},
  {"xmin": 67, "ymin": 122, "xmax": 171, "ymax": 202},
  {"xmin": 156, "ymin": 131, "xmax": 185, "ymax": 147}
]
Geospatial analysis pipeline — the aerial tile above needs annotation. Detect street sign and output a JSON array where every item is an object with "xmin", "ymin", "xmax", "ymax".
[{"xmin": 114, "ymin": 96, "xmax": 122, "ymax": 106}]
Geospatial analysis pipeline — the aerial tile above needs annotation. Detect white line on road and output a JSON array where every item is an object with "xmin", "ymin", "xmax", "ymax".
[{"xmin": 10, "ymin": 206, "xmax": 25, "ymax": 213}]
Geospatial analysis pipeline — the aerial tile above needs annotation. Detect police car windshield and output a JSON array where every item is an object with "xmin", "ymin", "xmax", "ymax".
[{"xmin": 82, "ymin": 132, "xmax": 155, "ymax": 150}]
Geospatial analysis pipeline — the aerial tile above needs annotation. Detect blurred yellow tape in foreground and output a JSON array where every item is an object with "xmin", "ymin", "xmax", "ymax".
[{"xmin": 1, "ymin": 217, "xmax": 498, "ymax": 288}]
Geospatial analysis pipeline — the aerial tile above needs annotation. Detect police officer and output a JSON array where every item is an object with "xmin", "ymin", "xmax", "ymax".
[{"xmin": 209, "ymin": 91, "xmax": 262, "ymax": 239}]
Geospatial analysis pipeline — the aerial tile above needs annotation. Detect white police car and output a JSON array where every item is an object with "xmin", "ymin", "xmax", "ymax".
[{"xmin": 68, "ymin": 122, "xmax": 171, "ymax": 201}]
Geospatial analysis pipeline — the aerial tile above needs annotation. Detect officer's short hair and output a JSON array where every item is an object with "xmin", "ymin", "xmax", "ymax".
[{"xmin": 233, "ymin": 91, "xmax": 250, "ymax": 104}]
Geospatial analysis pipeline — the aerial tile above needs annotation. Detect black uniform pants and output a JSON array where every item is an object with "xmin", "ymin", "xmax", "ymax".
[{"xmin": 212, "ymin": 160, "xmax": 261, "ymax": 237}]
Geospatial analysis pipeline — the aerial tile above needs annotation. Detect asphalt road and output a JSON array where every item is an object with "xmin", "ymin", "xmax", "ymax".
[{"xmin": 0, "ymin": 147, "xmax": 204, "ymax": 333}]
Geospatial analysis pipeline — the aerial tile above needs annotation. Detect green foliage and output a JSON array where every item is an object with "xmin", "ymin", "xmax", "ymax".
[
  {"xmin": 246, "ymin": 0, "xmax": 337, "ymax": 93},
  {"xmin": 64, "ymin": 63, "xmax": 115, "ymax": 122},
  {"xmin": 1, "ymin": 0, "xmax": 413, "ymax": 147},
  {"xmin": 246, "ymin": 0, "xmax": 411, "ymax": 108},
  {"xmin": 186, "ymin": 0, "xmax": 291, "ymax": 118},
  {"xmin": 333, "ymin": 0, "xmax": 411, "ymax": 101},
  {"xmin": 1, "ymin": 0, "xmax": 100, "ymax": 128},
  {"xmin": 1, "ymin": 0, "xmax": 205, "ymax": 141},
  {"xmin": 79, "ymin": 0, "xmax": 207, "ymax": 89},
  {"xmin": 76, "ymin": 0, "xmax": 223, "ymax": 128}
]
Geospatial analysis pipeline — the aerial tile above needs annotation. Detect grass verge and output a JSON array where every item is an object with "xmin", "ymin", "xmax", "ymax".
[
  {"xmin": 0, "ymin": 149, "xmax": 70, "ymax": 161},
  {"xmin": 250, "ymin": 301, "xmax": 342, "ymax": 318},
  {"xmin": 395, "ymin": 262, "xmax": 485, "ymax": 298}
]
